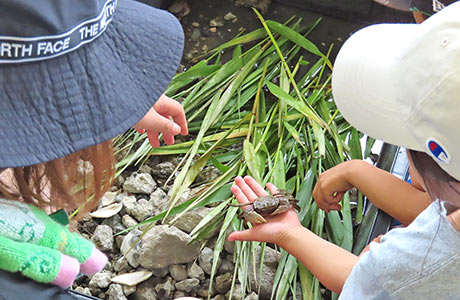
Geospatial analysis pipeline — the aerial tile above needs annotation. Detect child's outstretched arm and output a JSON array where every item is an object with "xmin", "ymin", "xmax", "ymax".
[
  {"xmin": 313, "ymin": 160, "xmax": 432, "ymax": 225},
  {"xmin": 228, "ymin": 176, "xmax": 359, "ymax": 294}
]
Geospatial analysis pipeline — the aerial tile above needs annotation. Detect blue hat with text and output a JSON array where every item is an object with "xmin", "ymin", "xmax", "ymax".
[{"xmin": 0, "ymin": 0, "xmax": 184, "ymax": 167}]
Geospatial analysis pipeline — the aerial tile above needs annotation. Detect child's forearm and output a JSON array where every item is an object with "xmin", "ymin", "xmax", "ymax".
[
  {"xmin": 347, "ymin": 160, "xmax": 431, "ymax": 225},
  {"xmin": 278, "ymin": 226, "xmax": 359, "ymax": 294}
]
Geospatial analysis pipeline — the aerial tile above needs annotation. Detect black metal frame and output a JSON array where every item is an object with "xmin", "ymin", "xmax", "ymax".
[{"xmin": 352, "ymin": 143, "xmax": 410, "ymax": 255}]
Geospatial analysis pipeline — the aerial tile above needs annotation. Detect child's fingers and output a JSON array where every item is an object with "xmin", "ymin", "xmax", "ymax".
[
  {"xmin": 147, "ymin": 131, "xmax": 160, "ymax": 148},
  {"xmin": 235, "ymin": 176, "xmax": 259, "ymax": 201},
  {"xmin": 243, "ymin": 176, "xmax": 269, "ymax": 198},
  {"xmin": 79, "ymin": 247, "xmax": 108, "ymax": 275},
  {"xmin": 228, "ymin": 229, "xmax": 257, "ymax": 242},
  {"xmin": 231, "ymin": 183, "xmax": 251, "ymax": 205},
  {"xmin": 0, "ymin": 236, "xmax": 79, "ymax": 288},
  {"xmin": 161, "ymin": 132, "xmax": 175, "ymax": 145},
  {"xmin": 265, "ymin": 182, "xmax": 278, "ymax": 195},
  {"xmin": 52, "ymin": 254, "xmax": 81, "ymax": 288},
  {"xmin": 154, "ymin": 95, "xmax": 188, "ymax": 136}
]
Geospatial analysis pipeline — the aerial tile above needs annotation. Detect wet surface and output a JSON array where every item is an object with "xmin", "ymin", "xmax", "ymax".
[{"xmin": 177, "ymin": 0, "xmax": 414, "ymax": 66}]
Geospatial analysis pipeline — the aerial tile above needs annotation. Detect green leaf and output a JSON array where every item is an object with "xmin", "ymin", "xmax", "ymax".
[
  {"xmin": 272, "ymin": 150, "xmax": 286, "ymax": 189},
  {"xmin": 349, "ymin": 128, "xmax": 363, "ymax": 160},
  {"xmin": 267, "ymin": 82, "xmax": 325, "ymax": 127},
  {"xmin": 243, "ymin": 140, "xmax": 262, "ymax": 184},
  {"xmin": 266, "ymin": 20, "xmax": 332, "ymax": 69}
]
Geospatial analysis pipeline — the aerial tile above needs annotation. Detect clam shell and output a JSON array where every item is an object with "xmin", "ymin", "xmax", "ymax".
[
  {"xmin": 90, "ymin": 202, "xmax": 123, "ymax": 218},
  {"xmin": 110, "ymin": 270, "xmax": 153, "ymax": 286}
]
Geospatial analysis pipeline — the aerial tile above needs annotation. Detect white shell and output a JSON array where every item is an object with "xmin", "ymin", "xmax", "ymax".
[
  {"xmin": 110, "ymin": 270, "xmax": 153, "ymax": 286},
  {"xmin": 90, "ymin": 202, "xmax": 123, "ymax": 218}
]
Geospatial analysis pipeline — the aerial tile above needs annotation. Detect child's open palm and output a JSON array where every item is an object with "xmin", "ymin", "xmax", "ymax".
[{"xmin": 228, "ymin": 176, "xmax": 302, "ymax": 245}]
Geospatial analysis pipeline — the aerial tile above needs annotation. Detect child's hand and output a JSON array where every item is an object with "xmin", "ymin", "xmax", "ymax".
[
  {"xmin": 0, "ymin": 199, "xmax": 107, "ymax": 288},
  {"xmin": 228, "ymin": 176, "xmax": 302, "ymax": 245},
  {"xmin": 313, "ymin": 161, "xmax": 355, "ymax": 213},
  {"xmin": 134, "ymin": 94, "xmax": 188, "ymax": 147}
]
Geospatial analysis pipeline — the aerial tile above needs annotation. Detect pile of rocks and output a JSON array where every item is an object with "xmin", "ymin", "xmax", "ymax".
[{"xmin": 74, "ymin": 160, "xmax": 280, "ymax": 300}]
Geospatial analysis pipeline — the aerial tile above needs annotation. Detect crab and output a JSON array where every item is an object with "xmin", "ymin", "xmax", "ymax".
[{"xmin": 230, "ymin": 190, "xmax": 300, "ymax": 224}]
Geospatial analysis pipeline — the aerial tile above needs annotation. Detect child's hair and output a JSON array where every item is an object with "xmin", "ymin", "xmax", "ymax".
[
  {"xmin": 407, "ymin": 149, "xmax": 460, "ymax": 207},
  {"xmin": 0, "ymin": 140, "xmax": 115, "ymax": 219}
]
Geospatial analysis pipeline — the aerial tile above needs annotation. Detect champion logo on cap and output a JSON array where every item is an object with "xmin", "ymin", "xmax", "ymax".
[{"xmin": 426, "ymin": 138, "xmax": 451, "ymax": 164}]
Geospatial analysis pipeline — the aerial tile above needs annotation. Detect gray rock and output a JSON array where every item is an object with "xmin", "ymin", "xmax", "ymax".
[
  {"xmin": 224, "ymin": 227, "xmax": 235, "ymax": 254},
  {"xmin": 123, "ymin": 285, "xmax": 136, "ymax": 297},
  {"xmin": 169, "ymin": 264, "xmax": 188, "ymax": 281},
  {"xmin": 123, "ymin": 173, "xmax": 156, "ymax": 194},
  {"xmin": 199, "ymin": 247, "xmax": 220, "ymax": 275},
  {"xmin": 172, "ymin": 206, "xmax": 214, "ymax": 233},
  {"xmin": 244, "ymin": 292, "xmax": 259, "ymax": 300},
  {"xmin": 138, "ymin": 164, "xmax": 153, "ymax": 175},
  {"xmin": 139, "ymin": 225, "xmax": 200, "ymax": 269},
  {"xmin": 91, "ymin": 225, "xmax": 114, "ymax": 251},
  {"xmin": 103, "ymin": 260, "xmax": 112, "ymax": 271},
  {"xmin": 224, "ymin": 12, "xmax": 237, "ymax": 21},
  {"xmin": 173, "ymin": 291, "xmax": 187, "ymax": 298},
  {"xmin": 155, "ymin": 277, "xmax": 175, "ymax": 300},
  {"xmin": 233, "ymin": 0, "xmax": 271, "ymax": 13},
  {"xmin": 120, "ymin": 229, "xmax": 142, "ymax": 268},
  {"xmin": 122, "ymin": 214, "xmax": 138, "ymax": 228},
  {"xmin": 150, "ymin": 188, "xmax": 169, "ymax": 215},
  {"xmin": 133, "ymin": 277, "xmax": 161, "ymax": 300},
  {"xmin": 248, "ymin": 246, "xmax": 280, "ymax": 299},
  {"xmin": 120, "ymin": 195, "xmax": 137, "ymax": 216},
  {"xmin": 209, "ymin": 17, "xmax": 225, "ymax": 27},
  {"xmin": 151, "ymin": 266, "xmax": 169, "ymax": 277},
  {"xmin": 191, "ymin": 28, "xmax": 201, "ymax": 42},
  {"xmin": 226, "ymin": 283, "xmax": 244, "ymax": 300},
  {"xmin": 108, "ymin": 284, "xmax": 127, "ymax": 300},
  {"xmin": 115, "ymin": 235, "xmax": 125, "ymax": 250},
  {"xmin": 175, "ymin": 278, "xmax": 200, "ymax": 293},
  {"xmin": 188, "ymin": 262, "xmax": 205, "ymax": 280},
  {"xmin": 218, "ymin": 257, "xmax": 234, "ymax": 275},
  {"xmin": 114, "ymin": 174, "xmax": 125, "ymax": 188},
  {"xmin": 73, "ymin": 286, "xmax": 92, "ymax": 296},
  {"xmin": 196, "ymin": 278, "xmax": 215, "ymax": 298},
  {"xmin": 102, "ymin": 214, "xmax": 126, "ymax": 235},
  {"xmin": 212, "ymin": 295, "xmax": 226, "ymax": 300},
  {"xmin": 132, "ymin": 198, "xmax": 154, "ymax": 222},
  {"xmin": 197, "ymin": 167, "xmax": 221, "ymax": 183},
  {"xmin": 151, "ymin": 161, "xmax": 175, "ymax": 179},
  {"xmin": 215, "ymin": 272, "xmax": 232, "ymax": 294},
  {"xmin": 89, "ymin": 271, "xmax": 112, "ymax": 289},
  {"xmin": 114, "ymin": 256, "xmax": 132, "ymax": 273}
]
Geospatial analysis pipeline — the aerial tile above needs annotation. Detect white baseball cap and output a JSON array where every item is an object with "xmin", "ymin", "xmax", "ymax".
[{"xmin": 332, "ymin": 1, "xmax": 460, "ymax": 181}]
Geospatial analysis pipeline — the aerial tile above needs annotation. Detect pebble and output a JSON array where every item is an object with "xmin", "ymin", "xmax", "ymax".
[{"xmin": 224, "ymin": 12, "xmax": 237, "ymax": 21}]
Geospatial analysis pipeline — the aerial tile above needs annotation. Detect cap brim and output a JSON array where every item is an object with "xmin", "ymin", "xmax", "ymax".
[
  {"xmin": 332, "ymin": 23, "xmax": 424, "ymax": 152},
  {"xmin": 0, "ymin": 0, "xmax": 184, "ymax": 167}
]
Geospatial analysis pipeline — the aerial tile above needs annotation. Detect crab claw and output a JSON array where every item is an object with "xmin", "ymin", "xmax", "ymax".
[{"xmin": 243, "ymin": 211, "xmax": 267, "ymax": 224}]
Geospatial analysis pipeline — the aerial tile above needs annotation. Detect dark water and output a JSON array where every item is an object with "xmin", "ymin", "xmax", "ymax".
[{"xmin": 178, "ymin": 0, "xmax": 413, "ymax": 65}]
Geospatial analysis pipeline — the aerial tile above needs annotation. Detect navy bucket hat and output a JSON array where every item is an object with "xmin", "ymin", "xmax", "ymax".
[{"xmin": 0, "ymin": 0, "xmax": 184, "ymax": 167}]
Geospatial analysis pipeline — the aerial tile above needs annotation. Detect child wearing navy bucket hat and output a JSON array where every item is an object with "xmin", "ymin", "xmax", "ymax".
[
  {"xmin": 0, "ymin": 0, "xmax": 187, "ymax": 298},
  {"xmin": 228, "ymin": 1, "xmax": 460, "ymax": 299}
]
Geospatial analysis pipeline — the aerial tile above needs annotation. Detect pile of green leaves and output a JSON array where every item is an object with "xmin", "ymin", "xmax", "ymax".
[{"xmin": 115, "ymin": 11, "xmax": 374, "ymax": 300}]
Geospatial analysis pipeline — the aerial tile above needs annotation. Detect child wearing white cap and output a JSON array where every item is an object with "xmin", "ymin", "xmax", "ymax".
[{"xmin": 229, "ymin": 1, "xmax": 460, "ymax": 299}]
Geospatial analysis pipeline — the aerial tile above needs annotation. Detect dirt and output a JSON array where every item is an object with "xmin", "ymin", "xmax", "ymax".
[{"xmin": 177, "ymin": 0, "xmax": 414, "ymax": 66}]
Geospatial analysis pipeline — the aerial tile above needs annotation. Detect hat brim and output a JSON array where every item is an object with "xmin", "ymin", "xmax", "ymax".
[
  {"xmin": 0, "ymin": 0, "xmax": 184, "ymax": 168},
  {"xmin": 332, "ymin": 23, "xmax": 424, "ymax": 152}
]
